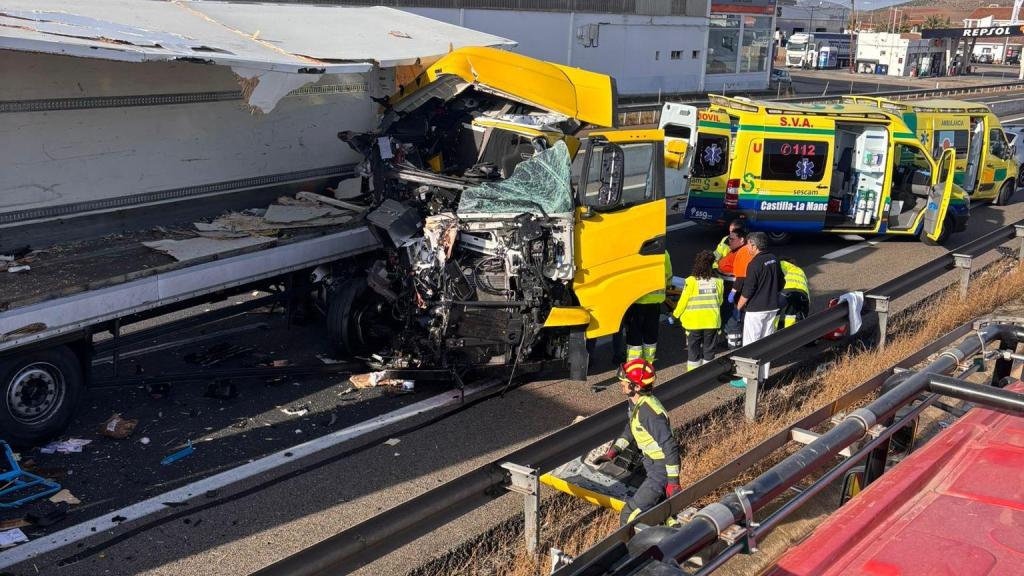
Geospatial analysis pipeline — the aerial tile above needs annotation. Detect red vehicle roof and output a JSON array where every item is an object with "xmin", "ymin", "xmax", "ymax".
[{"xmin": 769, "ymin": 382, "xmax": 1024, "ymax": 576}]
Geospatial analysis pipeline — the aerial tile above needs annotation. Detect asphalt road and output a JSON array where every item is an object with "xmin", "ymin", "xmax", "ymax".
[{"xmin": 5, "ymin": 90, "xmax": 1024, "ymax": 576}]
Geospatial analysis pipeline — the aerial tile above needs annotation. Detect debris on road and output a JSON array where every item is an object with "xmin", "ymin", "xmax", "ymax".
[
  {"xmin": 383, "ymin": 438, "xmax": 401, "ymax": 446},
  {"xmin": 6, "ymin": 264, "xmax": 30, "ymax": 273},
  {"xmin": 317, "ymin": 355, "xmax": 345, "ymax": 364},
  {"xmin": 350, "ymin": 371, "xmax": 413, "ymax": 390},
  {"xmin": 99, "ymin": 413, "xmax": 138, "ymax": 440},
  {"xmin": 140, "ymin": 437, "xmax": 151, "ymax": 445},
  {"xmin": 48, "ymin": 489, "xmax": 80, "ymax": 506},
  {"xmin": 0, "ymin": 528, "xmax": 29, "ymax": 548},
  {"xmin": 39, "ymin": 439, "xmax": 91, "ymax": 455},
  {"xmin": 281, "ymin": 405, "xmax": 309, "ymax": 417},
  {"xmin": 204, "ymin": 380, "xmax": 238, "ymax": 400},
  {"xmin": 161, "ymin": 441, "xmax": 194, "ymax": 465},
  {"xmin": 25, "ymin": 501, "xmax": 68, "ymax": 528},
  {"xmin": 0, "ymin": 519, "xmax": 30, "ymax": 530}
]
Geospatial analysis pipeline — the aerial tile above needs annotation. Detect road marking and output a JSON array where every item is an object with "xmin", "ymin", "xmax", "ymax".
[
  {"xmin": 667, "ymin": 221, "xmax": 696, "ymax": 232},
  {"xmin": 0, "ymin": 382, "xmax": 499, "ymax": 570},
  {"xmin": 823, "ymin": 237, "xmax": 888, "ymax": 260}
]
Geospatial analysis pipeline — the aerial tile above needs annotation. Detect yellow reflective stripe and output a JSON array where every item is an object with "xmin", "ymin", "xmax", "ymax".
[
  {"xmin": 614, "ymin": 438, "xmax": 630, "ymax": 450},
  {"xmin": 685, "ymin": 304, "xmax": 719, "ymax": 310},
  {"xmin": 627, "ymin": 507, "xmax": 643, "ymax": 523},
  {"xmin": 666, "ymin": 465, "xmax": 680, "ymax": 475},
  {"xmin": 644, "ymin": 447, "xmax": 665, "ymax": 460}
]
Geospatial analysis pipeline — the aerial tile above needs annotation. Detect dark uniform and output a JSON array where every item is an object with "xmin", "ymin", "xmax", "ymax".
[{"xmin": 612, "ymin": 394, "xmax": 681, "ymax": 525}]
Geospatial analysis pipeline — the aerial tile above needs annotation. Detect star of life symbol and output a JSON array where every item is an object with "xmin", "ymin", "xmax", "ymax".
[
  {"xmin": 703, "ymin": 143, "xmax": 723, "ymax": 166},
  {"xmin": 795, "ymin": 157, "xmax": 815, "ymax": 180},
  {"xmin": 920, "ymin": 132, "xmax": 929, "ymax": 146}
]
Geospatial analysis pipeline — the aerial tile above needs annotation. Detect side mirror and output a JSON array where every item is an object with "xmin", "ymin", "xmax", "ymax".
[{"xmin": 594, "ymin": 143, "xmax": 625, "ymax": 209}]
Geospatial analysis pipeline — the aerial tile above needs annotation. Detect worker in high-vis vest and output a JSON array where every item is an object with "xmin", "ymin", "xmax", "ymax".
[
  {"xmin": 716, "ymin": 221, "xmax": 747, "ymax": 349},
  {"xmin": 777, "ymin": 258, "xmax": 810, "ymax": 330},
  {"xmin": 672, "ymin": 250, "xmax": 724, "ymax": 371},
  {"xmin": 625, "ymin": 252, "xmax": 673, "ymax": 364},
  {"xmin": 592, "ymin": 359, "xmax": 682, "ymax": 526}
]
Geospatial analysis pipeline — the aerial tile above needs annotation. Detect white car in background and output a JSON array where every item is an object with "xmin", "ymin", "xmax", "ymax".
[{"xmin": 1004, "ymin": 124, "xmax": 1024, "ymax": 187}]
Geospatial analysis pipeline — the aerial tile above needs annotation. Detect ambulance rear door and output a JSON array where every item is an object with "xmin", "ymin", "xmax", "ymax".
[
  {"xmin": 660, "ymin": 102, "xmax": 698, "ymax": 216},
  {"xmin": 963, "ymin": 116, "xmax": 986, "ymax": 193},
  {"xmin": 684, "ymin": 110, "xmax": 733, "ymax": 223},
  {"xmin": 923, "ymin": 147, "xmax": 956, "ymax": 242}
]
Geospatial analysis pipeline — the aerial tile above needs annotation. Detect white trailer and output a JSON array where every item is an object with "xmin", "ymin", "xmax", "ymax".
[{"xmin": 0, "ymin": 0, "xmax": 513, "ymax": 442}]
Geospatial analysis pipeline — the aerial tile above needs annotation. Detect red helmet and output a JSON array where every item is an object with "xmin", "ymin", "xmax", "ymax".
[{"xmin": 618, "ymin": 359, "xmax": 656, "ymax": 391}]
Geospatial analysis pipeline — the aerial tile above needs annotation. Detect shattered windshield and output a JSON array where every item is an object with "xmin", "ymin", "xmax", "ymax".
[{"xmin": 458, "ymin": 141, "xmax": 573, "ymax": 215}]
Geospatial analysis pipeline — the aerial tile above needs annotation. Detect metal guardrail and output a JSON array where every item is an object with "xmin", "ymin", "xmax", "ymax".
[
  {"xmin": 252, "ymin": 219, "xmax": 1024, "ymax": 576},
  {"xmin": 618, "ymin": 79, "xmax": 1024, "ymax": 126}
]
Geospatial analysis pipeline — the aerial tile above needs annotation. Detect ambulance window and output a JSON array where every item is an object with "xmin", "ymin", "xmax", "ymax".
[
  {"xmin": 692, "ymin": 134, "xmax": 729, "ymax": 178},
  {"xmin": 989, "ymin": 129, "xmax": 1008, "ymax": 157},
  {"xmin": 933, "ymin": 130, "xmax": 969, "ymax": 159},
  {"xmin": 761, "ymin": 139, "xmax": 828, "ymax": 182}
]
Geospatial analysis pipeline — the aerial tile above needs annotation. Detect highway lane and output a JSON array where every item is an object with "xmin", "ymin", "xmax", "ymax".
[{"xmin": 12, "ymin": 95, "xmax": 1024, "ymax": 576}]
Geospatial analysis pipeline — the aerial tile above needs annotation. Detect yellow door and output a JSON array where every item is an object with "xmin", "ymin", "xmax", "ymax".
[
  {"xmin": 574, "ymin": 130, "xmax": 667, "ymax": 338},
  {"xmin": 924, "ymin": 148, "xmax": 956, "ymax": 242}
]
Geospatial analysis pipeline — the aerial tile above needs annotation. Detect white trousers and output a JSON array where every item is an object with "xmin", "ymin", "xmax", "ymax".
[{"xmin": 742, "ymin": 309, "xmax": 778, "ymax": 382}]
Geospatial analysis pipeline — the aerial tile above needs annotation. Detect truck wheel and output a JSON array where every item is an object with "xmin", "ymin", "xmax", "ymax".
[
  {"xmin": 326, "ymin": 278, "xmax": 367, "ymax": 357},
  {"xmin": 0, "ymin": 346, "xmax": 83, "ymax": 445},
  {"xmin": 994, "ymin": 181, "xmax": 1014, "ymax": 206},
  {"xmin": 766, "ymin": 231, "xmax": 792, "ymax": 245}
]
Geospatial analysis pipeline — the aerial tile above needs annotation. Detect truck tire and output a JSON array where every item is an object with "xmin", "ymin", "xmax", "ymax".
[
  {"xmin": 994, "ymin": 181, "xmax": 1014, "ymax": 206},
  {"xmin": 0, "ymin": 346, "xmax": 83, "ymax": 445},
  {"xmin": 326, "ymin": 278, "xmax": 367, "ymax": 357}
]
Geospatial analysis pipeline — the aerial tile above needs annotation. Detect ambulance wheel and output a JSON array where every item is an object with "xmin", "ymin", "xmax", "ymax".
[
  {"xmin": 994, "ymin": 181, "xmax": 1014, "ymax": 206},
  {"xmin": 0, "ymin": 346, "xmax": 83, "ymax": 446},
  {"xmin": 765, "ymin": 231, "xmax": 792, "ymax": 245},
  {"xmin": 920, "ymin": 216, "xmax": 952, "ymax": 246}
]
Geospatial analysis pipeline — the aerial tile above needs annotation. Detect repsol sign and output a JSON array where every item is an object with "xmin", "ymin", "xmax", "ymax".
[{"xmin": 922, "ymin": 26, "xmax": 1024, "ymax": 39}]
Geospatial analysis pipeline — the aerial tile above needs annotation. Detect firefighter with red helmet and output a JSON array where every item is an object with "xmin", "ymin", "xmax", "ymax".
[{"xmin": 593, "ymin": 359, "xmax": 682, "ymax": 525}]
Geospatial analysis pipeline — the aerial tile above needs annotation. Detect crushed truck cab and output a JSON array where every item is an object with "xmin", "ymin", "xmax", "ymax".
[
  {"xmin": 686, "ymin": 95, "xmax": 967, "ymax": 244},
  {"xmin": 330, "ymin": 47, "xmax": 678, "ymax": 381}
]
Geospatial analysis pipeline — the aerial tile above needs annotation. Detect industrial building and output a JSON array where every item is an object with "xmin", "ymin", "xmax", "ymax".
[{"xmin": 854, "ymin": 32, "xmax": 946, "ymax": 77}]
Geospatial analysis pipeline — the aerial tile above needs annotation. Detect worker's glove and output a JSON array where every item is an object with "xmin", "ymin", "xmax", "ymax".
[
  {"xmin": 727, "ymin": 290, "xmax": 736, "ymax": 304},
  {"xmin": 592, "ymin": 448, "xmax": 618, "ymax": 466},
  {"xmin": 664, "ymin": 483, "xmax": 683, "ymax": 498}
]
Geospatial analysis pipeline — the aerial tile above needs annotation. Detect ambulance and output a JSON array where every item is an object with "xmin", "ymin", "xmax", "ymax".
[
  {"xmin": 665, "ymin": 106, "xmax": 735, "ymax": 222},
  {"xmin": 843, "ymin": 96, "xmax": 1017, "ymax": 205},
  {"xmin": 684, "ymin": 95, "xmax": 968, "ymax": 244}
]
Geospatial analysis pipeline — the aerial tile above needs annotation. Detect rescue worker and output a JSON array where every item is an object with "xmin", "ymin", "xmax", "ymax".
[
  {"xmin": 593, "ymin": 359, "xmax": 682, "ymax": 526},
  {"xmin": 625, "ymin": 251, "xmax": 673, "ymax": 364},
  {"xmin": 777, "ymin": 258, "xmax": 810, "ymax": 330},
  {"xmin": 672, "ymin": 251, "xmax": 724, "ymax": 371},
  {"xmin": 715, "ymin": 221, "xmax": 747, "ymax": 349}
]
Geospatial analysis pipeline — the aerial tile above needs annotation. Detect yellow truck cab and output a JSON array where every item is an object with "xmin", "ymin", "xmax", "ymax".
[
  {"xmin": 691, "ymin": 95, "xmax": 966, "ymax": 244},
  {"xmin": 843, "ymin": 96, "xmax": 1017, "ymax": 205},
  {"xmin": 344, "ymin": 46, "xmax": 680, "ymax": 382}
]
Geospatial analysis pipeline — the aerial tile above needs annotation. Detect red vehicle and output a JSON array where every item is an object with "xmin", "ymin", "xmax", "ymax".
[{"xmin": 769, "ymin": 381, "xmax": 1024, "ymax": 576}]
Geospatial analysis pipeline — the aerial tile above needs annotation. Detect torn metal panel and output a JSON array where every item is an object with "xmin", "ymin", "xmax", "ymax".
[
  {"xmin": 0, "ymin": 0, "xmax": 514, "ymax": 111},
  {"xmin": 142, "ymin": 235, "xmax": 275, "ymax": 262}
]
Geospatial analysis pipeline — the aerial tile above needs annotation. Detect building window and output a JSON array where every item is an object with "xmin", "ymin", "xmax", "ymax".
[
  {"xmin": 655, "ymin": 50, "xmax": 660, "ymax": 60},
  {"xmin": 707, "ymin": 14, "xmax": 740, "ymax": 74},
  {"xmin": 671, "ymin": 50, "xmax": 682, "ymax": 60},
  {"xmin": 692, "ymin": 50, "xmax": 700, "ymax": 59},
  {"xmin": 740, "ymin": 15, "xmax": 772, "ymax": 73}
]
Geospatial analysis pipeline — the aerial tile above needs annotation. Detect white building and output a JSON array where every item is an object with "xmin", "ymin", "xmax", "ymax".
[
  {"xmin": 306, "ymin": 0, "xmax": 778, "ymax": 95},
  {"xmin": 964, "ymin": 6, "xmax": 1022, "ymax": 63},
  {"xmin": 776, "ymin": 0, "xmax": 850, "ymax": 37},
  {"xmin": 854, "ymin": 32, "xmax": 944, "ymax": 77}
]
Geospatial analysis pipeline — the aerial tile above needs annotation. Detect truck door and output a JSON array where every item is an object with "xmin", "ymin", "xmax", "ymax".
[
  {"xmin": 963, "ymin": 117, "xmax": 985, "ymax": 193},
  {"xmin": 923, "ymin": 148, "xmax": 956, "ymax": 242},
  {"xmin": 573, "ymin": 131, "xmax": 666, "ymax": 338},
  {"xmin": 660, "ymin": 103, "xmax": 698, "ymax": 216}
]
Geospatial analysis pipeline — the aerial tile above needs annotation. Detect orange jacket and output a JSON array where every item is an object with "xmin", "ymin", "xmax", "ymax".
[{"xmin": 734, "ymin": 245, "xmax": 754, "ymax": 280}]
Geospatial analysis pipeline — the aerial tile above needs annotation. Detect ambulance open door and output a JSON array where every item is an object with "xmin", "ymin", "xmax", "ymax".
[
  {"xmin": 660, "ymin": 103, "xmax": 698, "ymax": 216},
  {"xmin": 923, "ymin": 148, "xmax": 956, "ymax": 243},
  {"xmin": 963, "ymin": 119, "xmax": 985, "ymax": 194}
]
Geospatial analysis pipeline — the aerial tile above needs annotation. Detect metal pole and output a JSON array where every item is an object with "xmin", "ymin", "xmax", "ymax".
[
  {"xmin": 952, "ymin": 253, "xmax": 973, "ymax": 299},
  {"xmin": 733, "ymin": 356, "xmax": 763, "ymax": 421},
  {"xmin": 866, "ymin": 295, "xmax": 891, "ymax": 348},
  {"xmin": 501, "ymin": 462, "xmax": 541, "ymax": 554},
  {"xmin": 1015, "ymin": 224, "xmax": 1024, "ymax": 263}
]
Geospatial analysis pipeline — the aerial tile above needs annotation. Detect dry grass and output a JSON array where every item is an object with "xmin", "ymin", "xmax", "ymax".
[{"xmin": 423, "ymin": 258, "xmax": 1024, "ymax": 576}]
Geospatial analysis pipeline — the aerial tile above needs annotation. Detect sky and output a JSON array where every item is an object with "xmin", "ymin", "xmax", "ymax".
[{"xmin": 857, "ymin": 0, "xmax": 914, "ymax": 8}]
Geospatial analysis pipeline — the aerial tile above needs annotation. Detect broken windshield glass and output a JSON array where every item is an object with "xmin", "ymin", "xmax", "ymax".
[{"xmin": 458, "ymin": 140, "xmax": 573, "ymax": 215}]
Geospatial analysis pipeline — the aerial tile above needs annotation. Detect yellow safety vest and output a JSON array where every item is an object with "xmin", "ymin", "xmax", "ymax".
[
  {"xmin": 672, "ymin": 276, "xmax": 723, "ymax": 330},
  {"xmin": 630, "ymin": 396, "xmax": 670, "ymax": 462},
  {"xmin": 711, "ymin": 236, "xmax": 730, "ymax": 271},
  {"xmin": 636, "ymin": 252, "xmax": 673, "ymax": 305},
  {"xmin": 780, "ymin": 261, "xmax": 809, "ymax": 296}
]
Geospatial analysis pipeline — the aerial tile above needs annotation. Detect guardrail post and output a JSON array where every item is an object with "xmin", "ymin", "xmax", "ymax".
[
  {"xmin": 952, "ymin": 253, "xmax": 973, "ymax": 299},
  {"xmin": 501, "ymin": 462, "xmax": 540, "ymax": 554},
  {"xmin": 866, "ymin": 295, "xmax": 891, "ymax": 348},
  {"xmin": 732, "ymin": 356, "xmax": 763, "ymax": 421},
  {"xmin": 1015, "ymin": 225, "xmax": 1024, "ymax": 263}
]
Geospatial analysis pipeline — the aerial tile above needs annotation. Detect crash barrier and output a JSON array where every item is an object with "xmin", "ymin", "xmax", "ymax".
[
  {"xmin": 556, "ymin": 319, "xmax": 1024, "ymax": 575},
  {"xmin": 251, "ymin": 219, "xmax": 1024, "ymax": 576},
  {"xmin": 617, "ymin": 80, "xmax": 1024, "ymax": 126}
]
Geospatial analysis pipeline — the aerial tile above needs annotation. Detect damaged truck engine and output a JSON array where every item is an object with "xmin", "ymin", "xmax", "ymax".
[{"xmin": 319, "ymin": 47, "xmax": 676, "ymax": 381}]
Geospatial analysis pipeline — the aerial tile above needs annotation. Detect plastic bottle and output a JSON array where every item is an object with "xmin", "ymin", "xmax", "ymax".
[{"xmin": 855, "ymin": 190, "xmax": 868, "ymax": 225}]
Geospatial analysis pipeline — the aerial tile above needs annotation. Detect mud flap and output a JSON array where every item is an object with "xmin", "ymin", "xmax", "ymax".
[{"xmin": 569, "ymin": 326, "xmax": 589, "ymax": 382}]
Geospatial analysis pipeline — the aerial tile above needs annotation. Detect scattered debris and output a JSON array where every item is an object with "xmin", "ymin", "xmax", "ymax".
[
  {"xmin": 280, "ymin": 405, "xmax": 309, "ymax": 417},
  {"xmin": 146, "ymin": 383, "xmax": 171, "ymax": 399},
  {"xmin": 25, "ymin": 501, "xmax": 68, "ymax": 528},
  {"xmin": 271, "ymin": 359, "xmax": 289, "ymax": 368},
  {"xmin": 48, "ymin": 489, "xmax": 80, "ymax": 506},
  {"xmin": 337, "ymin": 386, "xmax": 356, "ymax": 396},
  {"xmin": 0, "ymin": 528, "xmax": 29, "ymax": 548},
  {"xmin": 99, "ymin": 413, "xmax": 138, "ymax": 440},
  {"xmin": 143, "ymin": 235, "xmax": 275, "ymax": 262},
  {"xmin": 0, "ymin": 519, "xmax": 30, "ymax": 530},
  {"xmin": 383, "ymin": 438, "xmax": 401, "ymax": 446},
  {"xmin": 161, "ymin": 441, "xmax": 194, "ymax": 465},
  {"xmin": 204, "ymin": 380, "xmax": 238, "ymax": 400},
  {"xmin": 317, "ymin": 355, "xmax": 345, "ymax": 364},
  {"xmin": 327, "ymin": 413, "xmax": 338, "ymax": 427},
  {"xmin": 350, "ymin": 371, "xmax": 409, "ymax": 389},
  {"xmin": 6, "ymin": 265, "xmax": 30, "ymax": 273},
  {"xmin": 295, "ymin": 191, "xmax": 367, "ymax": 213},
  {"xmin": 193, "ymin": 195, "xmax": 354, "ymax": 239},
  {"xmin": 40, "ymin": 439, "xmax": 91, "ymax": 455},
  {"xmin": 111, "ymin": 515, "xmax": 127, "ymax": 523},
  {"xmin": 140, "ymin": 437, "xmax": 151, "ymax": 445}
]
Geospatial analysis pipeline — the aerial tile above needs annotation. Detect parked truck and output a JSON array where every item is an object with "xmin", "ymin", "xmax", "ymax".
[
  {"xmin": 785, "ymin": 32, "xmax": 852, "ymax": 69},
  {"xmin": 0, "ymin": 4, "xmax": 694, "ymax": 443}
]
